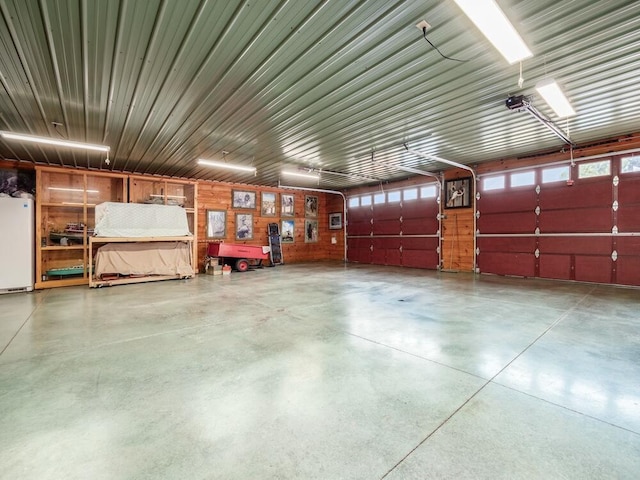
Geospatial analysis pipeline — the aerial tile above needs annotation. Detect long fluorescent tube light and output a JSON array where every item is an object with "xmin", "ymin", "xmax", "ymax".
[
  {"xmin": 0, "ymin": 131, "xmax": 110, "ymax": 152},
  {"xmin": 281, "ymin": 170, "xmax": 320, "ymax": 180},
  {"xmin": 453, "ymin": 0, "xmax": 532, "ymax": 64},
  {"xmin": 197, "ymin": 158, "xmax": 256, "ymax": 173},
  {"xmin": 535, "ymin": 78, "xmax": 575, "ymax": 118}
]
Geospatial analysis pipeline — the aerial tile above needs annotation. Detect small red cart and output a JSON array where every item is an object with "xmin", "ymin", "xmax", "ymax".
[{"xmin": 206, "ymin": 243, "xmax": 270, "ymax": 272}]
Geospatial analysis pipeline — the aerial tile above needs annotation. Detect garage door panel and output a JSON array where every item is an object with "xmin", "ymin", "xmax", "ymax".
[
  {"xmin": 539, "ymin": 181, "xmax": 611, "ymax": 209},
  {"xmin": 348, "ymin": 208, "xmax": 372, "ymax": 222},
  {"xmin": 403, "ymin": 200, "xmax": 439, "ymax": 218},
  {"xmin": 617, "ymin": 206, "xmax": 640, "ymax": 232},
  {"xmin": 539, "ymin": 207, "xmax": 612, "ymax": 233},
  {"xmin": 387, "ymin": 249, "xmax": 402, "ymax": 266},
  {"xmin": 616, "ymin": 256, "xmax": 640, "ymax": 285},
  {"xmin": 348, "ymin": 221, "xmax": 372, "ymax": 235},
  {"xmin": 615, "ymin": 236, "xmax": 640, "ymax": 255},
  {"xmin": 402, "ymin": 237, "xmax": 438, "ymax": 250},
  {"xmin": 478, "ymin": 212, "xmax": 536, "ymax": 234},
  {"xmin": 538, "ymin": 236, "xmax": 611, "ymax": 255},
  {"xmin": 402, "ymin": 249, "xmax": 438, "ymax": 269},
  {"xmin": 574, "ymin": 256, "xmax": 612, "ymax": 284},
  {"xmin": 618, "ymin": 176, "xmax": 640, "ymax": 204},
  {"xmin": 402, "ymin": 217, "xmax": 438, "ymax": 234},
  {"xmin": 478, "ymin": 189, "xmax": 536, "ymax": 213},
  {"xmin": 539, "ymin": 254, "xmax": 571, "ymax": 280},
  {"xmin": 373, "ymin": 203, "xmax": 402, "ymax": 220},
  {"xmin": 478, "ymin": 252, "xmax": 535, "ymax": 277},
  {"xmin": 373, "ymin": 219, "xmax": 401, "ymax": 235},
  {"xmin": 347, "ymin": 238, "xmax": 371, "ymax": 264},
  {"xmin": 347, "ymin": 248, "xmax": 371, "ymax": 263},
  {"xmin": 477, "ymin": 236, "xmax": 535, "ymax": 253}
]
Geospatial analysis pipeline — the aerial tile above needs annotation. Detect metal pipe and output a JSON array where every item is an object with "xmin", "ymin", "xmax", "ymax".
[{"xmin": 278, "ymin": 183, "xmax": 347, "ymax": 262}]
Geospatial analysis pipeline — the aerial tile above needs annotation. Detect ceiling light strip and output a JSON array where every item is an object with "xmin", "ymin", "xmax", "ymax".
[
  {"xmin": 281, "ymin": 170, "xmax": 320, "ymax": 180},
  {"xmin": 0, "ymin": 131, "xmax": 110, "ymax": 152},
  {"xmin": 535, "ymin": 79, "xmax": 575, "ymax": 118},
  {"xmin": 453, "ymin": 0, "xmax": 532, "ymax": 64},
  {"xmin": 197, "ymin": 158, "xmax": 256, "ymax": 173}
]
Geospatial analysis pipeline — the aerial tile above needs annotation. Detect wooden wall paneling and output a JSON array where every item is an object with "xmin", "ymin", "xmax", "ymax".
[
  {"xmin": 440, "ymin": 208, "xmax": 474, "ymax": 271},
  {"xmin": 196, "ymin": 182, "xmax": 344, "ymax": 269}
]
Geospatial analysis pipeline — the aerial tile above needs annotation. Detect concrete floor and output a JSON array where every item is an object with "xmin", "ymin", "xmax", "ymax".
[{"xmin": 1, "ymin": 262, "xmax": 639, "ymax": 479}]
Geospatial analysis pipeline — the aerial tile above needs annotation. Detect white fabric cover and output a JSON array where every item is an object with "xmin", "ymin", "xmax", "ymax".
[
  {"xmin": 95, "ymin": 202, "xmax": 191, "ymax": 237},
  {"xmin": 94, "ymin": 242, "xmax": 194, "ymax": 277}
]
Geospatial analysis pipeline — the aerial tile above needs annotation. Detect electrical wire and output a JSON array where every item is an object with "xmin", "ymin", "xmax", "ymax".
[{"xmin": 422, "ymin": 27, "xmax": 468, "ymax": 63}]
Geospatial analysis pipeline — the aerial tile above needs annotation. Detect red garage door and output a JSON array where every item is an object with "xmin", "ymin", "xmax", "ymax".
[
  {"xmin": 347, "ymin": 184, "xmax": 440, "ymax": 269},
  {"xmin": 477, "ymin": 156, "xmax": 640, "ymax": 286}
]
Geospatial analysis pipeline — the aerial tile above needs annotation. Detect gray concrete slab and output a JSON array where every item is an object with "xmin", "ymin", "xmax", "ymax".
[{"xmin": 0, "ymin": 263, "xmax": 638, "ymax": 479}]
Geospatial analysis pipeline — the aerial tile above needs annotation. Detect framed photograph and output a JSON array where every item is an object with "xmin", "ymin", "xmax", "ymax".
[
  {"xmin": 305, "ymin": 195, "xmax": 318, "ymax": 217},
  {"xmin": 232, "ymin": 190, "xmax": 256, "ymax": 209},
  {"xmin": 329, "ymin": 212, "xmax": 342, "ymax": 230},
  {"xmin": 206, "ymin": 210, "xmax": 226, "ymax": 238},
  {"xmin": 235, "ymin": 213, "xmax": 254, "ymax": 240},
  {"xmin": 281, "ymin": 193, "xmax": 294, "ymax": 217},
  {"xmin": 261, "ymin": 192, "xmax": 277, "ymax": 216},
  {"xmin": 304, "ymin": 218, "xmax": 318, "ymax": 243},
  {"xmin": 281, "ymin": 219, "xmax": 295, "ymax": 243},
  {"xmin": 444, "ymin": 177, "xmax": 472, "ymax": 209}
]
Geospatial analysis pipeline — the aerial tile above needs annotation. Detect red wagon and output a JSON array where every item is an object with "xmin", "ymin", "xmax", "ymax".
[{"xmin": 206, "ymin": 243, "xmax": 270, "ymax": 272}]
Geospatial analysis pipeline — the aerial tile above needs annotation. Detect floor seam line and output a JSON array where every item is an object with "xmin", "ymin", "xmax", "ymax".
[
  {"xmin": 491, "ymin": 380, "xmax": 640, "ymax": 437},
  {"xmin": 343, "ymin": 331, "xmax": 488, "ymax": 381},
  {"xmin": 0, "ymin": 290, "xmax": 49, "ymax": 357},
  {"xmin": 380, "ymin": 284, "xmax": 599, "ymax": 479}
]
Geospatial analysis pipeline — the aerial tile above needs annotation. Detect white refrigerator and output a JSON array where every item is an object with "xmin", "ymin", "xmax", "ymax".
[{"xmin": 0, "ymin": 196, "xmax": 34, "ymax": 293}]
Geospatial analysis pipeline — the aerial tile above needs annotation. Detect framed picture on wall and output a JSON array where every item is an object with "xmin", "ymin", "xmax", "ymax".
[
  {"xmin": 261, "ymin": 192, "xmax": 277, "ymax": 216},
  {"xmin": 305, "ymin": 195, "xmax": 318, "ymax": 217},
  {"xmin": 444, "ymin": 177, "xmax": 472, "ymax": 209},
  {"xmin": 281, "ymin": 219, "xmax": 295, "ymax": 243},
  {"xmin": 281, "ymin": 194, "xmax": 294, "ymax": 217},
  {"xmin": 206, "ymin": 210, "xmax": 226, "ymax": 238},
  {"xmin": 235, "ymin": 213, "xmax": 253, "ymax": 240},
  {"xmin": 304, "ymin": 218, "xmax": 318, "ymax": 243},
  {"xmin": 329, "ymin": 212, "xmax": 342, "ymax": 230},
  {"xmin": 232, "ymin": 190, "xmax": 256, "ymax": 209}
]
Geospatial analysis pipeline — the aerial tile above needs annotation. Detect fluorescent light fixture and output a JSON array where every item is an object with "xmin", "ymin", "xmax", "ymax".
[
  {"xmin": 197, "ymin": 158, "xmax": 256, "ymax": 173},
  {"xmin": 281, "ymin": 170, "xmax": 320, "ymax": 180},
  {"xmin": 0, "ymin": 131, "xmax": 110, "ymax": 152},
  {"xmin": 535, "ymin": 78, "xmax": 575, "ymax": 117},
  {"xmin": 453, "ymin": 0, "xmax": 532, "ymax": 64}
]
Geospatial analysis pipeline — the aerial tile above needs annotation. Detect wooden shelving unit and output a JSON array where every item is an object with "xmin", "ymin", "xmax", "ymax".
[
  {"xmin": 128, "ymin": 176, "xmax": 198, "ymax": 273},
  {"xmin": 35, "ymin": 166, "xmax": 128, "ymax": 289}
]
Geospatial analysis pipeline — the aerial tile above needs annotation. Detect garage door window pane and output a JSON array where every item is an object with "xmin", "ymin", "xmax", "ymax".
[
  {"xmin": 361, "ymin": 195, "xmax": 372, "ymax": 206},
  {"xmin": 403, "ymin": 188, "xmax": 418, "ymax": 201},
  {"xmin": 388, "ymin": 191, "xmax": 401, "ymax": 203},
  {"xmin": 348, "ymin": 197, "xmax": 359, "ymax": 208},
  {"xmin": 420, "ymin": 185, "xmax": 436, "ymax": 198},
  {"xmin": 542, "ymin": 166, "xmax": 570, "ymax": 183},
  {"xmin": 374, "ymin": 193, "xmax": 385, "ymax": 204},
  {"xmin": 621, "ymin": 156, "xmax": 640, "ymax": 173},
  {"xmin": 578, "ymin": 160, "xmax": 610, "ymax": 178},
  {"xmin": 511, "ymin": 171, "xmax": 535, "ymax": 187},
  {"xmin": 483, "ymin": 175, "xmax": 505, "ymax": 191}
]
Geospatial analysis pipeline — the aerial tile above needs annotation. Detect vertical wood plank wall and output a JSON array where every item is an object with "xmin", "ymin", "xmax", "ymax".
[
  {"xmin": 441, "ymin": 169, "xmax": 475, "ymax": 272},
  {"xmin": 196, "ymin": 181, "xmax": 344, "ymax": 271}
]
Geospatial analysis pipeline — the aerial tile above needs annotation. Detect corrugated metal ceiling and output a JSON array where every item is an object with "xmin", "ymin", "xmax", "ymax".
[{"xmin": 1, "ymin": 0, "xmax": 639, "ymax": 189}]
